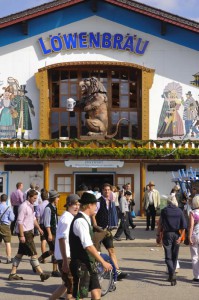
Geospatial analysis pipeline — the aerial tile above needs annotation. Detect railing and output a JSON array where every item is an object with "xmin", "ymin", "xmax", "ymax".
[{"xmin": 0, "ymin": 138, "xmax": 199, "ymax": 149}]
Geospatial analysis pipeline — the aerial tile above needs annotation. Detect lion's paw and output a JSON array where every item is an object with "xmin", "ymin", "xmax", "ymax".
[{"xmin": 87, "ymin": 131, "xmax": 95, "ymax": 136}]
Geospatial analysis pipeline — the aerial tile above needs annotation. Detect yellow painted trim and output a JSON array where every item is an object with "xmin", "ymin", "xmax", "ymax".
[
  {"xmin": 44, "ymin": 162, "xmax": 49, "ymax": 191},
  {"xmin": 140, "ymin": 162, "xmax": 146, "ymax": 217},
  {"xmin": 38, "ymin": 61, "xmax": 154, "ymax": 72},
  {"xmin": 35, "ymin": 70, "xmax": 50, "ymax": 139},
  {"xmin": 142, "ymin": 70, "xmax": 155, "ymax": 140}
]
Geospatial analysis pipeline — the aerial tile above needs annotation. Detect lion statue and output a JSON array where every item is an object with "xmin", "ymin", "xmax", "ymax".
[{"xmin": 78, "ymin": 77, "xmax": 127, "ymax": 138}]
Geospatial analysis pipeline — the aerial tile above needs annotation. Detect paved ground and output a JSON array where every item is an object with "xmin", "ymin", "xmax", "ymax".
[{"xmin": 0, "ymin": 218, "xmax": 198, "ymax": 300}]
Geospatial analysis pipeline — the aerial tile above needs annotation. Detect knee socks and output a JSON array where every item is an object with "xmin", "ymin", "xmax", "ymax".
[
  {"xmin": 40, "ymin": 251, "xmax": 51, "ymax": 259},
  {"xmin": 12, "ymin": 256, "xmax": 21, "ymax": 267},
  {"xmin": 30, "ymin": 258, "xmax": 40, "ymax": 269}
]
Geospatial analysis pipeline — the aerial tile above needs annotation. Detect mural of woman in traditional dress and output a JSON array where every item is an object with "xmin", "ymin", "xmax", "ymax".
[
  {"xmin": 0, "ymin": 77, "xmax": 35, "ymax": 139},
  {"xmin": 157, "ymin": 82, "xmax": 184, "ymax": 138},
  {"xmin": 0, "ymin": 88, "xmax": 16, "ymax": 138}
]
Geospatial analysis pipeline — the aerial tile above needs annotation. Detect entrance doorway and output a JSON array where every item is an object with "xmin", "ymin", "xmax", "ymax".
[
  {"xmin": 55, "ymin": 173, "xmax": 134, "ymax": 215},
  {"xmin": 75, "ymin": 173, "xmax": 114, "ymax": 191}
]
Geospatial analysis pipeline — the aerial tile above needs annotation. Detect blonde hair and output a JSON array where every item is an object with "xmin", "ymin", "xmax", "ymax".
[
  {"xmin": 80, "ymin": 203, "xmax": 90, "ymax": 211},
  {"xmin": 167, "ymin": 194, "xmax": 178, "ymax": 207},
  {"xmin": 192, "ymin": 195, "xmax": 199, "ymax": 209},
  {"xmin": 111, "ymin": 185, "xmax": 117, "ymax": 192}
]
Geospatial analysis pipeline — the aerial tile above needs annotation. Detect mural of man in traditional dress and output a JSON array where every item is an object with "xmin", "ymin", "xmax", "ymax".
[
  {"xmin": 183, "ymin": 91, "xmax": 199, "ymax": 138},
  {"xmin": 13, "ymin": 85, "xmax": 35, "ymax": 139},
  {"xmin": 157, "ymin": 82, "xmax": 184, "ymax": 138},
  {"xmin": 0, "ymin": 88, "xmax": 16, "ymax": 138}
]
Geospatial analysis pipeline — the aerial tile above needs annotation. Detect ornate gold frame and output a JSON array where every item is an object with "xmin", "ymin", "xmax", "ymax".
[{"xmin": 35, "ymin": 61, "xmax": 154, "ymax": 139}]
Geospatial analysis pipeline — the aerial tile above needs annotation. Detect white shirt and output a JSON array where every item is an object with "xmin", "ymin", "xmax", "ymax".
[
  {"xmin": 73, "ymin": 211, "xmax": 93, "ymax": 249},
  {"xmin": 87, "ymin": 190, "xmax": 94, "ymax": 194},
  {"xmin": 94, "ymin": 191, "xmax": 102, "ymax": 200},
  {"xmin": 119, "ymin": 196, "xmax": 129, "ymax": 213},
  {"xmin": 96, "ymin": 195, "xmax": 110, "ymax": 212},
  {"xmin": 54, "ymin": 211, "xmax": 74, "ymax": 260},
  {"xmin": 148, "ymin": 191, "xmax": 154, "ymax": 205},
  {"xmin": 35, "ymin": 190, "xmax": 42, "ymax": 205},
  {"xmin": 24, "ymin": 188, "xmax": 31, "ymax": 201}
]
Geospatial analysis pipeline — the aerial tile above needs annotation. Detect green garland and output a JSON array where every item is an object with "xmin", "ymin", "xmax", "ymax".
[
  {"xmin": 0, "ymin": 146, "xmax": 199, "ymax": 159},
  {"xmin": 0, "ymin": 138, "xmax": 199, "ymax": 159}
]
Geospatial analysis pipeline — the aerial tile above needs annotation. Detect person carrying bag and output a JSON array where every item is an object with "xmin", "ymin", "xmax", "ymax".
[{"xmin": 0, "ymin": 194, "xmax": 15, "ymax": 263}]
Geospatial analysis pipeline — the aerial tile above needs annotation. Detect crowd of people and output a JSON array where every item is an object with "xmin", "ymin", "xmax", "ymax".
[
  {"xmin": 0, "ymin": 181, "xmax": 137, "ymax": 299},
  {"xmin": 1, "ymin": 179, "xmax": 199, "ymax": 297}
]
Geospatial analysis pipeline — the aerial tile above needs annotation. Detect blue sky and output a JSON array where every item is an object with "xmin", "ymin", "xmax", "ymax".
[
  {"xmin": 0, "ymin": 0, "xmax": 198, "ymax": 21},
  {"xmin": 0, "ymin": 0, "xmax": 53, "ymax": 17}
]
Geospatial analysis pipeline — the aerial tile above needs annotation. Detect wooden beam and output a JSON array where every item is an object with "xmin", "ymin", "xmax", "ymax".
[
  {"xmin": 140, "ymin": 162, "xmax": 146, "ymax": 217},
  {"xmin": 22, "ymin": 21, "xmax": 28, "ymax": 35},
  {"xmin": 91, "ymin": 0, "xmax": 98, "ymax": 12},
  {"xmin": 161, "ymin": 21, "xmax": 167, "ymax": 35},
  {"xmin": 44, "ymin": 162, "xmax": 49, "ymax": 191}
]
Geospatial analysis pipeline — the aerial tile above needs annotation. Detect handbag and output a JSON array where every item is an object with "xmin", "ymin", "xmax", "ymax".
[
  {"xmin": 13, "ymin": 221, "xmax": 18, "ymax": 235},
  {"xmin": 131, "ymin": 210, "xmax": 136, "ymax": 218}
]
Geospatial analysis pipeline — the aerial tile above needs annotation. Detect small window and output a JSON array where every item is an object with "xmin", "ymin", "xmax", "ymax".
[
  {"xmin": 0, "ymin": 177, "xmax": 3, "ymax": 193},
  {"xmin": 52, "ymin": 83, "xmax": 59, "ymax": 107},
  {"xmin": 120, "ymin": 95, "xmax": 129, "ymax": 108},
  {"xmin": 61, "ymin": 71, "xmax": 69, "ymax": 81},
  {"xmin": 50, "ymin": 112, "xmax": 59, "ymax": 138},
  {"xmin": 112, "ymin": 82, "xmax": 119, "ymax": 107},
  {"xmin": 57, "ymin": 176, "xmax": 71, "ymax": 192}
]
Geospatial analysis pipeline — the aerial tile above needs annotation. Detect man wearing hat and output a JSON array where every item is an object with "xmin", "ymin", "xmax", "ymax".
[
  {"xmin": 144, "ymin": 181, "xmax": 160, "ymax": 231},
  {"xmin": 38, "ymin": 190, "xmax": 60, "ymax": 277},
  {"xmin": 69, "ymin": 192, "xmax": 112, "ymax": 300},
  {"xmin": 183, "ymin": 91, "xmax": 199, "ymax": 137},
  {"xmin": 12, "ymin": 84, "xmax": 35, "ymax": 139},
  {"xmin": 51, "ymin": 194, "xmax": 80, "ymax": 300}
]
